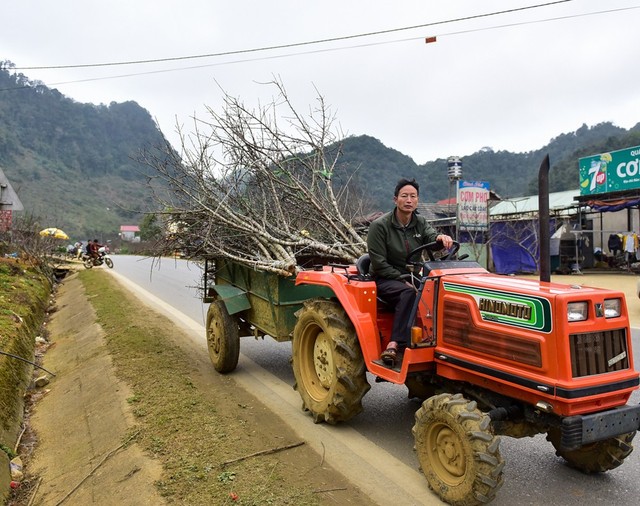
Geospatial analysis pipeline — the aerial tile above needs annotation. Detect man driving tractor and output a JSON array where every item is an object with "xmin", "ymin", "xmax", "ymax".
[{"xmin": 366, "ymin": 178, "xmax": 453, "ymax": 366}]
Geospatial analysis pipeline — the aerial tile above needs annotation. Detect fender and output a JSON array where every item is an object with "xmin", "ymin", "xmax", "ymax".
[
  {"xmin": 210, "ymin": 284, "xmax": 251, "ymax": 315},
  {"xmin": 296, "ymin": 269, "xmax": 380, "ymax": 364}
]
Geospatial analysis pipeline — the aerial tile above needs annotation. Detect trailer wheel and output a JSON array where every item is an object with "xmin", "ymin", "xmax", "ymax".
[
  {"xmin": 413, "ymin": 393, "xmax": 504, "ymax": 505},
  {"xmin": 546, "ymin": 429, "xmax": 635, "ymax": 473},
  {"xmin": 206, "ymin": 300, "xmax": 240, "ymax": 374},
  {"xmin": 292, "ymin": 299, "xmax": 370, "ymax": 424}
]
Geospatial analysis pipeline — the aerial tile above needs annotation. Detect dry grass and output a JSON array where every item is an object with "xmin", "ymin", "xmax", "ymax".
[{"xmin": 78, "ymin": 269, "xmax": 362, "ymax": 505}]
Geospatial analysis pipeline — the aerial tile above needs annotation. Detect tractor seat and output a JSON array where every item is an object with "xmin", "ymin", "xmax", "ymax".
[{"xmin": 355, "ymin": 253, "xmax": 372, "ymax": 279}]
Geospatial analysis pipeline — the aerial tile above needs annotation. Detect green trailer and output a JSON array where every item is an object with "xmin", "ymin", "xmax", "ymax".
[{"xmin": 203, "ymin": 258, "xmax": 334, "ymax": 372}]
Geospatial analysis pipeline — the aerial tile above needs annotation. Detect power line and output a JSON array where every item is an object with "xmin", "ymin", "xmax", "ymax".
[
  {"xmin": 34, "ymin": 4, "xmax": 640, "ymax": 89},
  {"xmin": 2, "ymin": 1, "xmax": 636, "ymax": 93},
  {"xmin": 435, "ymin": 4, "xmax": 640, "ymax": 40},
  {"xmin": 13, "ymin": 1, "xmax": 573, "ymax": 71}
]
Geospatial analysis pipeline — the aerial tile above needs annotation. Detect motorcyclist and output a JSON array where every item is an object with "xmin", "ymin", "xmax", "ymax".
[
  {"xmin": 74, "ymin": 241, "xmax": 83, "ymax": 260},
  {"xmin": 88, "ymin": 239, "xmax": 103, "ymax": 260}
]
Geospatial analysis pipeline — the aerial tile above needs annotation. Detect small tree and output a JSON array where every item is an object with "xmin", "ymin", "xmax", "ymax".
[
  {"xmin": 139, "ymin": 213, "xmax": 162, "ymax": 241},
  {"xmin": 140, "ymin": 79, "xmax": 366, "ymax": 275},
  {"xmin": 0, "ymin": 212, "xmax": 67, "ymax": 282}
]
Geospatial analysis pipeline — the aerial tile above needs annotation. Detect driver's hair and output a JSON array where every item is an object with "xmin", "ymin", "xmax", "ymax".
[{"xmin": 394, "ymin": 178, "xmax": 419, "ymax": 197}]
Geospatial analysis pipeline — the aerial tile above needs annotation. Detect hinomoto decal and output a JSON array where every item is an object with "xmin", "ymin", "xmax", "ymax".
[{"xmin": 442, "ymin": 282, "xmax": 553, "ymax": 333}]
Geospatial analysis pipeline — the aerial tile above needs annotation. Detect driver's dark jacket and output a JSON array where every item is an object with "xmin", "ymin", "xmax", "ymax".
[{"xmin": 367, "ymin": 210, "xmax": 439, "ymax": 280}]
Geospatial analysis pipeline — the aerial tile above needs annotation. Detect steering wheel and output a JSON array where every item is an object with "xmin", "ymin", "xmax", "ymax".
[{"xmin": 406, "ymin": 240, "xmax": 461, "ymax": 264}]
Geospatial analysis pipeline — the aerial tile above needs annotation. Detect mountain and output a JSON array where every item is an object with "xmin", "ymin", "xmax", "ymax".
[
  {"xmin": 1, "ymin": 62, "xmax": 639, "ymax": 239},
  {"xmin": 338, "ymin": 122, "xmax": 640, "ymax": 211},
  {"xmin": 0, "ymin": 63, "xmax": 169, "ymax": 240}
]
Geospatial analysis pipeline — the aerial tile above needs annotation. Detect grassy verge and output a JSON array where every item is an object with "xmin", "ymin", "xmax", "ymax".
[
  {"xmin": 0, "ymin": 258, "xmax": 50, "ymax": 456},
  {"xmin": 79, "ymin": 269, "xmax": 344, "ymax": 505}
]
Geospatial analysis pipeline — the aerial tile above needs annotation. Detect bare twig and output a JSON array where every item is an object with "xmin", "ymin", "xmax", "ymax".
[
  {"xmin": 53, "ymin": 430, "xmax": 140, "ymax": 505},
  {"xmin": 26, "ymin": 477, "xmax": 42, "ymax": 506},
  {"xmin": 14, "ymin": 425, "xmax": 26, "ymax": 453},
  {"xmin": 313, "ymin": 486, "xmax": 348, "ymax": 494},
  {"xmin": 221, "ymin": 441, "xmax": 305, "ymax": 467}
]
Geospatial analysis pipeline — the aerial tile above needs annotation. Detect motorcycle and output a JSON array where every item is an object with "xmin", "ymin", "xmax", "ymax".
[{"xmin": 83, "ymin": 246, "xmax": 114, "ymax": 269}]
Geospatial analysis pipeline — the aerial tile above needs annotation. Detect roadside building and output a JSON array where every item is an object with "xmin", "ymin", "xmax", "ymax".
[{"xmin": 119, "ymin": 225, "xmax": 140, "ymax": 243}]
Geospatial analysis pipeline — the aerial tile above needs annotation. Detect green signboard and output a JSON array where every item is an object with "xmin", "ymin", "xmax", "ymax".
[{"xmin": 579, "ymin": 145, "xmax": 640, "ymax": 196}]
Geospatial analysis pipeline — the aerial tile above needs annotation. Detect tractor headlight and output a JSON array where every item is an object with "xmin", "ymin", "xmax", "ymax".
[
  {"xmin": 604, "ymin": 298, "xmax": 621, "ymax": 318},
  {"xmin": 567, "ymin": 302, "xmax": 588, "ymax": 322}
]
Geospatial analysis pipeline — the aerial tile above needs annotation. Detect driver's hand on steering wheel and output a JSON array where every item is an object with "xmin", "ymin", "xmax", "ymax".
[{"xmin": 437, "ymin": 234, "xmax": 454, "ymax": 249}]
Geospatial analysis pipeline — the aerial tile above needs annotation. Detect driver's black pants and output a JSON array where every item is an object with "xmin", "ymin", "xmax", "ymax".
[{"xmin": 375, "ymin": 278, "xmax": 416, "ymax": 348}]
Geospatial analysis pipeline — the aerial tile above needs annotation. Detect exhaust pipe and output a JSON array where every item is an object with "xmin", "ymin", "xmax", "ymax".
[{"xmin": 538, "ymin": 154, "xmax": 550, "ymax": 283}]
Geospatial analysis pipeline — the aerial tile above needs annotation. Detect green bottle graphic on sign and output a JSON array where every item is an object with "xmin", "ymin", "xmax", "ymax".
[{"xmin": 581, "ymin": 153, "xmax": 612, "ymax": 193}]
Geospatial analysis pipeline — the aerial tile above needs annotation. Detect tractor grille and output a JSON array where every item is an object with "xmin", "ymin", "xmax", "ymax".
[
  {"xmin": 443, "ymin": 300, "xmax": 542, "ymax": 367},
  {"xmin": 569, "ymin": 329, "xmax": 629, "ymax": 378}
]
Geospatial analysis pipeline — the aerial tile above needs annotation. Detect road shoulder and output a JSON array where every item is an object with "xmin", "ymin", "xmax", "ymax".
[{"xmin": 26, "ymin": 274, "xmax": 165, "ymax": 505}]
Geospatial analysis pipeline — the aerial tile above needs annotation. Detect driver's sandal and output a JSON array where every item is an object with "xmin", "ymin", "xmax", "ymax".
[{"xmin": 380, "ymin": 342, "xmax": 398, "ymax": 366}]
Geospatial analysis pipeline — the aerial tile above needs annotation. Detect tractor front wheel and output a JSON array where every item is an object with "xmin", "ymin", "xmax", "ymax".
[
  {"xmin": 546, "ymin": 429, "xmax": 635, "ymax": 473},
  {"xmin": 413, "ymin": 393, "xmax": 504, "ymax": 505},
  {"xmin": 292, "ymin": 299, "xmax": 370, "ymax": 424},
  {"xmin": 206, "ymin": 300, "xmax": 240, "ymax": 374}
]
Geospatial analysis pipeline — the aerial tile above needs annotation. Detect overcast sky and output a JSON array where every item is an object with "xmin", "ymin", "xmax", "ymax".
[{"xmin": 3, "ymin": 0, "xmax": 640, "ymax": 164}]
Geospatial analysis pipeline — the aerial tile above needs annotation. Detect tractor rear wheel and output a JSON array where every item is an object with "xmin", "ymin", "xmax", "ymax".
[
  {"xmin": 206, "ymin": 300, "xmax": 240, "ymax": 374},
  {"xmin": 292, "ymin": 299, "xmax": 370, "ymax": 424},
  {"xmin": 546, "ymin": 429, "xmax": 635, "ymax": 473},
  {"xmin": 413, "ymin": 393, "xmax": 504, "ymax": 505}
]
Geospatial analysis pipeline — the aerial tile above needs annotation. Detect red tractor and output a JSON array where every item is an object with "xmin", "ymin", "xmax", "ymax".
[{"xmin": 204, "ymin": 242, "xmax": 640, "ymax": 505}]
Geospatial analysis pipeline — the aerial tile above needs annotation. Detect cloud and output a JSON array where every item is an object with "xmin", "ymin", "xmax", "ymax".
[{"xmin": 2, "ymin": 0, "xmax": 639, "ymax": 164}]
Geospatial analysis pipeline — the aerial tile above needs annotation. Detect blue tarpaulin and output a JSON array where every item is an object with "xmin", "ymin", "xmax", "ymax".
[{"xmin": 489, "ymin": 219, "xmax": 556, "ymax": 275}]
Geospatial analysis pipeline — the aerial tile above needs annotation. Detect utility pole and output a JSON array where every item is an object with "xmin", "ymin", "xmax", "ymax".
[{"xmin": 447, "ymin": 156, "xmax": 463, "ymax": 240}]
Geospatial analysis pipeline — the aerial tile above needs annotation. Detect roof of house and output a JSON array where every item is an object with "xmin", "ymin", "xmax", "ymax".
[
  {"xmin": 489, "ymin": 189, "xmax": 580, "ymax": 217},
  {"xmin": 120, "ymin": 225, "xmax": 140, "ymax": 232}
]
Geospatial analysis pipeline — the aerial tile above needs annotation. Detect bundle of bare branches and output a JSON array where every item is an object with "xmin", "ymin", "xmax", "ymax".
[{"xmin": 141, "ymin": 79, "xmax": 367, "ymax": 276}]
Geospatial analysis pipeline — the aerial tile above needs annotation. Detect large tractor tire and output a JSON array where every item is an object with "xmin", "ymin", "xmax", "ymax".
[
  {"xmin": 292, "ymin": 299, "xmax": 370, "ymax": 424},
  {"xmin": 546, "ymin": 429, "xmax": 635, "ymax": 473},
  {"xmin": 206, "ymin": 300, "xmax": 240, "ymax": 374},
  {"xmin": 413, "ymin": 393, "xmax": 504, "ymax": 506}
]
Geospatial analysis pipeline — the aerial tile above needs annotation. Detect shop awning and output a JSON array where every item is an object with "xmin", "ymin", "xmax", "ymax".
[{"xmin": 586, "ymin": 197, "xmax": 640, "ymax": 212}]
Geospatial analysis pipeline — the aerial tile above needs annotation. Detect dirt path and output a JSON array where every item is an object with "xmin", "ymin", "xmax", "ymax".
[{"xmin": 25, "ymin": 275, "xmax": 165, "ymax": 505}]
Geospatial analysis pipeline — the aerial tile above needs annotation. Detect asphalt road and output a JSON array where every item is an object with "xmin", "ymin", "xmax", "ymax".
[{"xmin": 108, "ymin": 255, "xmax": 640, "ymax": 506}]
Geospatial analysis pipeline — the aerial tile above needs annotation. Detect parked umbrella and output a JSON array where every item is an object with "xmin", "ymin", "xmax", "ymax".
[{"xmin": 39, "ymin": 228, "xmax": 70, "ymax": 240}]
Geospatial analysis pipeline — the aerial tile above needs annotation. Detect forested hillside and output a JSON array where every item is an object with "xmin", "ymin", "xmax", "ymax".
[
  {"xmin": 338, "ymin": 122, "xmax": 640, "ymax": 210},
  {"xmin": 0, "ymin": 63, "xmax": 168, "ymax": 240},
  {"xmin": 1, "ymin": 61, "xmax": 639, "ymax": 239}
]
